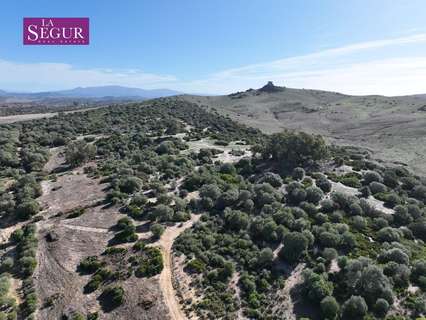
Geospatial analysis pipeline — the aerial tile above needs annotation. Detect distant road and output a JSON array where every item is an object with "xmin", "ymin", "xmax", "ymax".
[{"xmin": 0, "ymin": 106, "xmax": 105, "ymax": 125}]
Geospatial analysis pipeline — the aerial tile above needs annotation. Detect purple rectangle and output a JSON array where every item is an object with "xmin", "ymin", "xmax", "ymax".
[{"xmin": 23, "ymin": 18, "xmax": 89, "ymax": 45}]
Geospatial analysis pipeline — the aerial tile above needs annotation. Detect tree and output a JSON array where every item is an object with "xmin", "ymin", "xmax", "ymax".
[
  {"xmin": 342, "ymin": 295, "xmax": 368, "ymax": 319},
  {"xmin": 409, "ymin": 218, "xmax": 426, "ymax": 241},
  {"xmin": 306, "ymin": 186, "xmax": 324, "ymax": 205},
  {"xmin": 265, "ymin": 131, "xmax": 328, "ymax": 168},
  {"xmin": 377, "ymin": 227, "xmax": 402, "ymax": 242},
  {"xmin": 257, "ymin": 248, "xmax": 274, "ymax": 267},
  {"xmin": 301, "ymin": 269, "xmax": 334, "ymax": 301},
  {"xmin": 292, "ymin": 167, "xmax": 305, "ymax": 180},
  {"xmin": 16, "ymin": 200, "xmax": 40, "ymax": 219},
  {"xmin": 363, "ymin": 171, "xmax": 383, "ymax": 184},
  {"xmin": 224, "ymin": 209, "xmax": 249, "ymax": 231},
  {"xmin": 119, "ymin": 176, "xmax": 142, "ymax": 194},
  {"xmin": 100, "ymin": 286, "xmax": 124, "ymax": 310},
  {"xmin": 320, "ymin": 296, "xmax": 339, "ymax": 320},
  {"xmin": 65, "ymin": 140, "xmax": 96, "ymax": 167},
  {"xmin": 317, "ymin": 177, "xmax": 332, "ymax": 193},
  {"xmin": 152, "ymin": 204, "xmax": 174, "ymax": 222},
  {"xmin": 358, "ymin": 265, "xmax": 393, "ymax": 305},
  {"xmin": 369, "ymin": 182, "xmax": 387, "ymax": 195},
  {"xmin": 279, "ymin": 232, "xmax": 308, "ymax": 263},
  {"xmin": 150, "ymin": 223, "xmax": 165, "ymax": 239},
  {"xmin": 200, "ymin": 184, "xmax": 221, "ymax": 201}
]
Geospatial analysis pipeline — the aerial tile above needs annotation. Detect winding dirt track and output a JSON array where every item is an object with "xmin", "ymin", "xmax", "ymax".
[{"xmin": 157, "ymin": 214, "xmax": 200, "ymax": 320}]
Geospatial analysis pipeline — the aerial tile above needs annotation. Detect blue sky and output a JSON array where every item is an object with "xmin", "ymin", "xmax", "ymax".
[{"xmin": 1, "ymin": 0, "xmax": 426, "ymax": 95}]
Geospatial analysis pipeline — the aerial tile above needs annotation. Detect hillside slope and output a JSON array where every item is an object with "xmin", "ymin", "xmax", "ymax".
[{"xmin": 181, "ymin": 83, "xmax": 426, "ymax": 175}]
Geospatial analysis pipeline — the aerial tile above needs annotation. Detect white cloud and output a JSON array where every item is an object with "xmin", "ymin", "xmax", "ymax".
[
  {"xmin": 175, "ymin": 33, "xmax": 426, "ymax": 95},
  {"xmin": 1, "ymin": 33, "xmax": 426, "ymax": 95},
  {"xmin": 0, "ymin": 59, "xmax": 176, "ymax": 92}
]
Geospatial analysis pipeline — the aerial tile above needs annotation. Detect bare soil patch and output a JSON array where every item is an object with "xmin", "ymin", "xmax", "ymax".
[{"xmin": 156, "ymin": 214, "xmax": 201, "ymax": 320}]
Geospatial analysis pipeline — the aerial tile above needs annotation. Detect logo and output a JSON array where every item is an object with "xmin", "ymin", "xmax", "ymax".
[{"xmin": 23, "ymin": 18, "xmax": 89, "ymax": 45}]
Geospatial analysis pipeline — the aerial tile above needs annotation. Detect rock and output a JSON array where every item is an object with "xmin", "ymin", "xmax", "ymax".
[
  {"xmin": 46, "ymin": 231, "xmax": 59, "ymax": 242},
  {"xmin": 258, "ymin": 81, "xmax": 285, "ymax": 93}
]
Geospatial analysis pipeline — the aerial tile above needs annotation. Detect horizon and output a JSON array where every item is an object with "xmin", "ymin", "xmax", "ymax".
[{"xmin": 1, "ymin": 1, "xmax": 426, "ymax": 95}]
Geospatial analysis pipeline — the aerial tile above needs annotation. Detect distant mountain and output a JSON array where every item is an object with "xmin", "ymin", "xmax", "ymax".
[
  {"xmin": 0, "ymin": 86, "xmax": 182, "ymax": 100},
  {"xmin": 47, "ymin": 85, "xmax": 181, "ymax": 99}
]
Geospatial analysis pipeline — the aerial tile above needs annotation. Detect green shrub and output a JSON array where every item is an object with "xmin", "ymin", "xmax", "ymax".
[
  {"xmin": 342, "ymin": 295, "xmax": 368, "ymax": 319},
  {"xmin": 279, "ymin": 232, "xmax": 308, "ymax": 263},
  {"xmin": 320, "ymin": 296, "xmax": 339, "ymax": 320},
  {"xmin": 186, "ymin": 259, "xmax": 206, "ymax": 273},
  {"xmin": 150, "ymin": 223, "xmax": 165, "ymax": 239},
  {"xmin": 101, "ymin": 286, "xmax": 124, "ymax": 310},
  {"xmin": 369, "ymin": 182, "xmax": 387, "ymax": 195},
  {"xmin": 78, "ymin": 256, "xmax": 104, "ymax": 274}
]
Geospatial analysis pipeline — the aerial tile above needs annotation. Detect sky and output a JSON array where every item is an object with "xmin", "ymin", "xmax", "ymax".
[{"xmin": 1, "ymin": 0, "xmax": 426, "ymax": 95}]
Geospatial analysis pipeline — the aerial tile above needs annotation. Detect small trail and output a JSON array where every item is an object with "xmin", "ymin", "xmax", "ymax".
[
  {"xmin": 157, "ymin": 214, "xmax": 200, "ymax": 320},
  {"xmin": 279, "ymin": 263, "xmax": 305, "ymax": 320},
  {"xmin": 43, "ymin": 222, "xmax": 111, "ymax": 234}
]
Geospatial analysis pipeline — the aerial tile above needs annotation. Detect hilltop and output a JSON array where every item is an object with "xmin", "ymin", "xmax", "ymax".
[{"xmin": 181, "ymin": 82, "xmax": 426, "ymax": 175}]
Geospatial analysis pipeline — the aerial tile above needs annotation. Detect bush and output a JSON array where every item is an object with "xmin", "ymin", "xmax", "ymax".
[
  {"xmin": 257, "ymin": 248, "xmax": 274, "ymax": 267},
  {"xmin": 100, "ymin": 286, "xmax": 124, "ymax": 310},
  {"xmin": 22, "ymin": 292, "xmax": 37, "ymax": 316},
  {"xmin": 408, "ymin": 219, "xmax": 426, "ymax": 241},
  {"xmin": 119, "ymin": 176, "xmax": 142, "ymax": 194},
  {"xmin": 199, "ymin": 184, "xmax": 221, "ymax": 201},
  {"xmin": 316, "ymin": 177, "xmax": 332, "ymax": 193},
  {"xmin": 340, "ymin": 176, "xmax": 361, "ymax": 188},
  {"xmin": 152, "ymin": 204, "xmax": 174, "ymax": 222},
  {"xmin": 78, "ymin": 256, "xmax": 104, "ymax": 274},
  {"xmin": 16, "ymin": 200, "xmax": 40, "ymax": 219},
  {"xmin": 10, "ymin": 229, "xmax": 24, "ymax": 243},
  {"xmin": 377, "ymin": 227, "xmax": 401, "ymax": 242},
  {"xmin": 279, "ymin": 232, "xmax": 308, "ymax": 263},
  {"xmin": 301, "ymin": 269, "xmax": 333, "ymax": 301},
  {"xmin": 411, "ymin": 260, "xmax": 426, "ymax": 286},
  {"xmin": 374, "ymin": 298, "xmax": 389, "ymax": 317},
  {"xmin": 363, "ymin": 171, "xmax": 383, "ymax": 184},
  {"xmin": 186, "ymin": 259, "xmax": 206, "ymax": 273},
  {"xmin": 0, "ymin": 257, "xmax": 14, "ymax": 272},
  {"xmin": 258, "ymin": 172, "xmax": 283, "ymax": 187},
  {"xmin": 322, "ymin": 248, "xmax": 338, "ymax": 262},
  {"xmin": 292, "ymin": 167, "xmax": 305, "ymax": 180},
  {"xmin": 342, "ymin": 295, "xmax": 368, "ymax": 319},
  {"xmin": 369, "ymin": 182, "xmax": 387, "ymax": 195},
  {"xmin": 320, "ymin": 199, "xmax": 334, "ymax": 213},
  {"xmin": 150, "ymin": 223, "xmax": 165, "ymax": 239},
  {"xmin": 320, "ymin": 296, "xmax": 339, "ymax": 320},
  {"xmin": 378, "ymin": 248, "xmax": 409, "ymax": 265},
  {"xmin": 65, "ymin": 141, "xmax": 96, "ymax": 167},
  {"xmin": 265, "ymin": 131, "xmax": 328, "ymax": 168},
  {"xmin": 135, "ymin": 247, "xmax": 163, "ymax": 277},
  {"xmin": 18, "ymin": 256, "xmax": 37, "ymax": 277},
  {"xmin": 394, "ymin": 205, "xmax": 413, "ymax": 226},
  {"xmin": 116, "ymin": 217, "xmax": 133, "ymax": 230},
  {"xmin": 305, "ymin": 186, "xmax": 324, "ymax": 205}
]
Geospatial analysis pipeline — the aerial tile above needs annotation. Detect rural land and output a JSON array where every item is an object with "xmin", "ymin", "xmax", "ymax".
[{"xmin": 0, "ymin": 82, "xmax": 425, "ymax": 320}]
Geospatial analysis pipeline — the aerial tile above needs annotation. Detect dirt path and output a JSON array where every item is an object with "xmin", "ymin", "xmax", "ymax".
[
  {"xmin": 275, "ymin": 263, "xmax": 305, "ymax": 320},
  {"xmin": 157, "ymin": 214, "xmax": 200, "ymax": 320},
  {"xmin": 0, "ymin": 222, "xmax": 25, "ymax": 244},
  {"xmin": 43, "ymin": 222, "xmax": 111, "ymax": 234}
]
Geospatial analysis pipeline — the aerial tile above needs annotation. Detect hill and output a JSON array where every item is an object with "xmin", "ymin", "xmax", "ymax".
[
  {"xmin": 180, "ymin": 82, "xmax": 426, "ymax": 175},
  {"xmin": 0, "ymin": 85, "xmax": 182, "ymax": 101}
]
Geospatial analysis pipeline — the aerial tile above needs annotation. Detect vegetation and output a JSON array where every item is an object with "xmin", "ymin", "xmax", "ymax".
[{"xmin": 0, "ymin": 97, "xmax": 425, "ymax": 319}]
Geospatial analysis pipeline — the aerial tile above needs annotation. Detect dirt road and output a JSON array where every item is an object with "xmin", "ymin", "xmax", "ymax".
[{"xmin": 157, "ymin": 214, "xmax": 200, "ymax": 320}]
